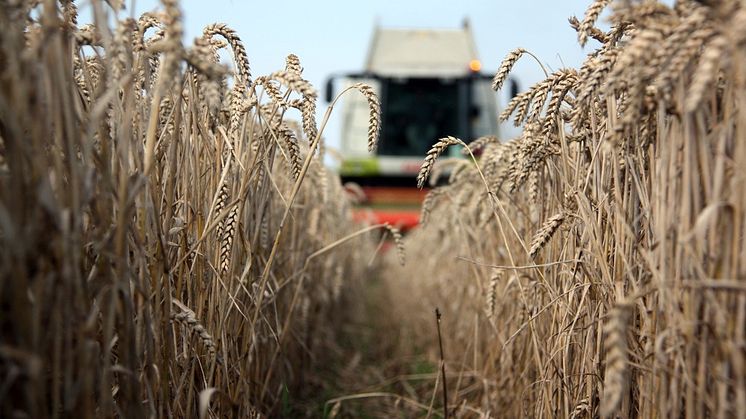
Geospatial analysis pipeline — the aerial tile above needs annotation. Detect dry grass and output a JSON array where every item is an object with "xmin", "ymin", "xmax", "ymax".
[
  {"xmin": 381, "ymin": 0, "xmax": 746, "ymax": 417},
  {"xmin": 0, "ymin": 1, "xmax": 385, "ymax": 417}
]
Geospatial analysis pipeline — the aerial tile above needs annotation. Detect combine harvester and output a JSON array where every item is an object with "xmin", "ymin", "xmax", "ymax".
[{"xmin": 326, "ymin": 21, "xmax": 505, "ymax": 231}]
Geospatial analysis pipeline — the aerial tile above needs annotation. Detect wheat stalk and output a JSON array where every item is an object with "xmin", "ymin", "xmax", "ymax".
[
  {"xmin": 569, "ymin": 15, "xmax": 608, "ymax": 44},
  {"xmin": 348, "ymin": 83, "xmax": 381, "ymax": 152},
  {"xmin": 485, "ymin": 271, "xmax": 501, "ymax": 319},
  {"xmin": 202, "ymin": 23, "xmax": 251, "ymax": 88},
  {"xmin": 219, "ymin": 205, "xmax": 238, "ymax": 276},
  {"xmin": 528, "ymin": 211, "xmax": 565, "ymax": 259},
  {"xmin": 578, "ymin": 0, "xmax": 611, "ymax": 47},
  {"xmin": 384, "ymin": 223, "xmax": 406, "ymax": 266},
  {"xmin": 285, "ymin": 53, "xmax": 302, "ymax": 75},
  {"xmin": 463, "ymin": 135, "xmax": 499, "ymax": 155},
  {"xmin": 600, "ymin": 301, "xmax": 633, "ymax": 418},
  {"xmin": 171, "ymin": 302, "xmax": 217, "ymax": 357},
  {"xmin": 492, "ymin": 47, "xmax": 526, "ymax": 91},
  {"xmin": 267, "ymin": 70, "xmax": 316, "ymax": 100},
  {"xmin": 417, "ymin": 136, "xmax": 462, "ymax": 188},
  {"xmin": 685, "ymin": 34, "xmax": 729, "ymax": 112},
  {"xmin": 278, "ymin": 122, "xmax": 303, "ymax": 180}
]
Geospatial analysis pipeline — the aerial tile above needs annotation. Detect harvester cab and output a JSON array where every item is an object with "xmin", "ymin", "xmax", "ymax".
[{"xmin": 326, "ymin": 20, "xmax": 502, "ymax": 231}]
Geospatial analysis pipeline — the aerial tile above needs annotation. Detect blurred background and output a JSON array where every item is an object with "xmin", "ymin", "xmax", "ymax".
[{"xmin": 86, "ymin": 0, "xmax": 608, "ymax": 152}]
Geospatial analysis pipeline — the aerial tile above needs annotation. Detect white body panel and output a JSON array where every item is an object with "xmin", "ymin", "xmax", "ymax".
[{"xmin": 365, "ymin": 27, "xmax": 479, "ymax": 78}]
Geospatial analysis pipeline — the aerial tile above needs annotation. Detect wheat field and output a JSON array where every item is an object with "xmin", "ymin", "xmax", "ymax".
[{"xmin": 1, "ymin": 0, "xmax": 745, "ymax": 418}]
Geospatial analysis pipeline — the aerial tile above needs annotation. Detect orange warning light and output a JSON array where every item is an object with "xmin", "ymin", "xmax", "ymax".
[{"xmin": 469, "ymin": 59, "xmax": 482, "ymax": 72}]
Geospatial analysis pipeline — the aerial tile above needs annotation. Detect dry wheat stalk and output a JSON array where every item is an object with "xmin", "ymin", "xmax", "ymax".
[
  {"xmin": 219, "ymin": 205, "xmax": 238, "ymax": 276},
  {"xmin": 528, "ymin": 69, "xmax": 577, "ymax": 122},
  {"xmin": 575, "ymin": 47, "xmax": 619, "ymax": 107},
  {"xmin": 500, "ymin": 90, "xmax": 533, "ymax": 122},
  {"xmin": 171, "ymin": 304, "xmax": 217, "ymax": 357},
  {"xmin": 187, "ymin": 37, "xmax": 225, "ymax": 114},
  {"xmin": 528, "ymin": 211, "xmax": 565, "ymax": 259},
  {"xmin": 569, "ymin": 15, "xmax": 608, "ymax": 44},
  {"xmin": 278, "ymin": 122, "xmax": 303, "ymax": 180},
  {"xmin": 343, "ymin": 182, "xmax": 367, "ymax": 205},
  {"xmin": 511, "ymin": 141, "xmax": 556, "ymax": 193},
  {"xmin": 420, "ymin": 187, "xmax": 447, "ymax": 226},
  {"xmin": 154, "ymin": 0, "xmax": 183, "ymax": 93},
  {"xmin": 685, "ymin": 34, "xmax": 729, "ymax": 112},
  {"xmin": 394, "ymin": 2, "xmax": 746, "ymax": 418},
  {"xmin": 447, "ymin": 160, "xmax": 474, "ymax": 184},
  {"xmin": 417, "ymin": 136, "xmax": 462, "ymax": 188},
  {"xmin": 202, "ymin": 23, "xmax": 251, "ymax": 88},
  {"xmin": 506, "ymin": 125, "xmax": 541, "ymax": 191},
  {"xmin": 600, "ymin": 301, "xmax": 633, "ymax": 418},
  {"xmin": 513, "ymin": 91, "xmax": 533, "ymax": 127},
  {"xmin": 463, "ymin": 135, "xmax": 499, "ymax": 155},
  {"xmin": 429, "ymin": 157, "xmax": 468, "ymax": 186},
  {"xmin": 256, "ymin": 77, "xmax": 287, "ymax": 107},
  {"xmin": 578, "ymin": 0, "xmax": 611, "ymax": 47},
  {"xmin": 184, "ymin": 39, "xmax": 228, "ymax": 81},
  {"xmin": 60, "ymin": 0, "xmax": 77, "ymax": 27},
  {"xmin": 384, "ymin": 223, "xmax": 406, "ymax": 266},
  {"xmin": 655, "ymin": 25, "xmax": 715, "ymax": 100},
  {"xmin": 267, "ymin": 70, "xmax": 316, "ymax": 100},
  {"xmin": 348, "ymin": 83, "xmax": 381, "ymax": 152},
  {"xmin": 605, "ymin": 28, "xmax": 665, "ymax": 94},
  {"xmin": 480, "ymin": 142, "xmax": 507, "ymax": 182},
  {"xmin": 75, "ymin": 23, "xmax": 101, "ymax": 47},
  {"xmin": 1, "ymin": 2, "xmax": 379, "ymax": 417},
  {"xmin": 492, "ymin": 47, "xmax": 526, "ymax": 91},
  {"xmin": 527, "ymin": 170, "xmax": 540, "ymax": 205},
  {"xmin": 489, "ymin": 140, "xmax": 519, "ymax": 193},
  {"xmin": 620, "ymin": 2, "xmax": 675, "ymax": 27},
  {"xmin": 285, "ymin": 53, "xmax": 302, "ymax": 75},
  {"xmin": 570, "ymin": 398, "xmax": 591, "ymax": 419},
  {"xmin": 300, "ymin": 98, "xmax": 318, "ymax": 142},
  {"xmin": 651, "ymin": 6, "xmax": 708, "ymax": 79},
  {"xmin": 485, "ymin": 271, "xmax": 501, "ymax": 319},
  {"xmin": 135, "ymin": 12, "xmax": 163, "ymax": 52},
  {"xmin": 542, "ymin": 78, "xmax": 576, "ymax": 134}
]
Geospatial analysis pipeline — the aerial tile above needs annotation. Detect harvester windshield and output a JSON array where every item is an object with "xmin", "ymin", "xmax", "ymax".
[{"xmin": 378, "ymin": 78, "xmax": 459, "ymax": 157}]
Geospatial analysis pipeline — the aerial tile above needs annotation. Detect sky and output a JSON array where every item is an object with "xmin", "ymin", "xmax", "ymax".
[{"xmin": 87, "ymin": 0, "xmax": 610, "ymax": 151}]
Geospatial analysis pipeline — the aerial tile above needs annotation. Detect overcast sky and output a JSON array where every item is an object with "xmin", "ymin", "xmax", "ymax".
[{"xmin": 92, "ymin": 0, "xmax": 613, "ymax": 149}]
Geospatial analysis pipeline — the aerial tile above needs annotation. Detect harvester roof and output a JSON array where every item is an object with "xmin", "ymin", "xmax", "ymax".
[{"xmin": 364, "ymin": 22, "xmax": 479, "ymax": 78}]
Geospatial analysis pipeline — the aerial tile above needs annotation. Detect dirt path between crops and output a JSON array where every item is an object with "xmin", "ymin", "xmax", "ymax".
[{"xmin": 293, "ymin": 270, "xmax": 445, "ymax": 418}]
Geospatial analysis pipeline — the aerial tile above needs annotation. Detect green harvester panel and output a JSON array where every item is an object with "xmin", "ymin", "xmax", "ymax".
[{"xmin": 340, "ymin": 158, "xmax": 380, "ymax": 176}]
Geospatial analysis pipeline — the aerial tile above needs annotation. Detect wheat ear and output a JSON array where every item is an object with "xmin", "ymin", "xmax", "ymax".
[
  {"xmin": 417, "ymin": 136, "xmax": 462, "ymax": 188},
  {"xmin": 219, "ymin": 205, "xmax": 238, "ymax": 276},
  {"xmin": 569, "ymin": 15, "xmax": 608, "ymax": 44},
  {"xmin": 278, "ymin": 123, "xmax": 303, "ymax": 180},
  {"xmin": 300, "ymin": 98, "xmax": 318, "ymax": 143},
  {"xmin": 463, "ymin": 135, "xmax": 499, "ymax": 155},
  {"xmin": 570, "ymin": 398, "xmax": 591, "ymax": 419},
  {"xmin": 285, "ymin": 53, "xmax": 302, "ymax": 75},
  {"xmin": 171, "ymin": 303, "xmax": 217, "ymax": 357},
  {"xmin": 202, "ymin": 23, "xmax": 251, "ymax": 88},
  {"xmin": 485, "ymin": 271, "xmax": 501, "ymax": 319},
  {"xmin": 528, "ymin": 212, "xmax": 565, "ymax": 259},
  {"xmin": 420, "ymin": 187, "xmax": 447, "ymax": 226},
  {"xmin": 600, "ymin": 300, "xmax": 633, "ymax": 418},
  {"xmin": 384, "ymin": 223, "xmax": 406, "ymax": 266},
  {"xmin": 348, "ymin": 83, "xmax": 381, "ymax": 152},
  {"xmin": 492, "ymin": 48, "xmax": 526, "ymax": 91},
  {"xmin": 578, "ymin": 0, "xmax": 611, "ymax": 47},
  {"xmin": 685, "ymin": 35, "xmax": 729, "ymax": 112}
]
